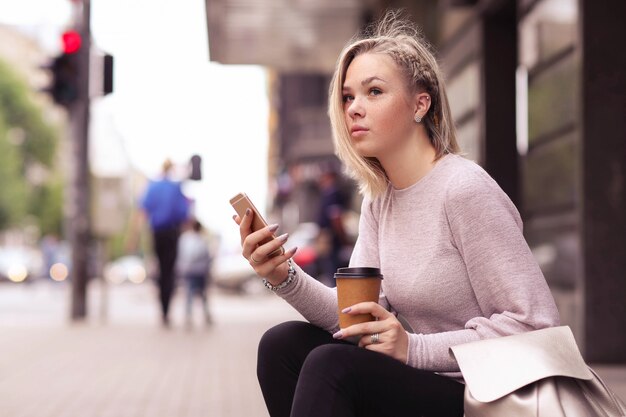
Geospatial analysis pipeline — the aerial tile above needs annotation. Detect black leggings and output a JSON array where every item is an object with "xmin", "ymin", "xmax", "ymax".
[{"xmin": 257, "ymin": 321, "xmax": 464, "ymax": 417}]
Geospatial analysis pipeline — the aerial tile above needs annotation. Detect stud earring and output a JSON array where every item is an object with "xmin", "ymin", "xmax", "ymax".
[{"xmin": 414, "ymin": 115, "xmax": 422, "ymax": 123}]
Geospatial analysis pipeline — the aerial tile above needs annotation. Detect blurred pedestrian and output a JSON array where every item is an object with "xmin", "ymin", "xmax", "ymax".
[
  {"xmin": 129, "ymin": 158, "xmax": 190, "ymax": 327},
  {"xmin": 315, "ymin": 165, "xmax": 349, "ymax": 286},
  {"xmin": 234, "ymin": 10, "xmax": 559, "ymax": 417},
  {"xmin": 40, "ymin": 233, "xmax": 60, "ymax": 280},
  {"xmin": 177, "ymin": 218, "xmax": 213, "ymax": 327}
]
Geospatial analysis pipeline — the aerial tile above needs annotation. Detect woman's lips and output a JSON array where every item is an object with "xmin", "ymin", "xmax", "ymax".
[{"xmin": 350, "ymin": 126, "xmax": 368, "ymax": 136}]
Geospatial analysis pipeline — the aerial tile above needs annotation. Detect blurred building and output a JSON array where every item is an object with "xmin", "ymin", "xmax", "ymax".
[
  {"xmin": 436, "ymin": 0, "xmax": 626, "ymax": 364},
  {"xmin": 206, "ymin": 0, "xmax": 363, "ymax": 231},
  {"xmin": 204, "ymin": 0, "xmax": 626, "ymax": 362}
]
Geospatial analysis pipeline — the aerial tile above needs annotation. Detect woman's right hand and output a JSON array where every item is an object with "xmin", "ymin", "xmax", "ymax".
[{"xmin": 233, "ymin": 208, "xmax": 297, "ymax": 286}]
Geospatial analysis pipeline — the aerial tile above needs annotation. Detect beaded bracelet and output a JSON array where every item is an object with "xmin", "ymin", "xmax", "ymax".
[{"xmin": 262, "ymin": 259, "xmax": 296, "ymax": 292}]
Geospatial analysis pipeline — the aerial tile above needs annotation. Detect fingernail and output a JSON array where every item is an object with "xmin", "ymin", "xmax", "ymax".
[
  {"xmin": 268, "ymin": 224, "xmax": 279, "ymax": 232},
  {"xmin": 277, "ymin": 233, "xmax": 289, "ymax": 241},
  {"xmin": 332, "ymin": 331, "xmax": 343, "ymax": 339},
  {"xmin": 232, "ymin": 214, "xmax": 237, "ymax": 221},
  {"xmin": 289, "ymin": 246, "xmax": 298, "ymax": 255},
  {"xmin": 342, "ymin": 307, "xmax": 352, "ymax": 313},
  {"xmin": 245, "ymin": 208, "xmax": 251, "ymax": 216}
]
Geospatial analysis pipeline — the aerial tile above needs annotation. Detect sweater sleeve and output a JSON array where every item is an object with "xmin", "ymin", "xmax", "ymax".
[
  {"xmin": 406, "ymin": 168, "xmax": 560, "ymax": 372},
  {"xmin": 275, "ymin": 264, "xmax": 340, "ymax": 333}
]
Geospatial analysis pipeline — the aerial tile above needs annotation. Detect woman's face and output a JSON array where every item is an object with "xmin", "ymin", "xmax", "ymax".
[{"xmin": 342, "ymin": 52, "xmax": 417, "ymax": 159}]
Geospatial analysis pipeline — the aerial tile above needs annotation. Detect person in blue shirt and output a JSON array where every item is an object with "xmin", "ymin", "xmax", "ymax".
[{"xmin": 131, "ymin": 159, "xmax": 190, "ymax": 327}]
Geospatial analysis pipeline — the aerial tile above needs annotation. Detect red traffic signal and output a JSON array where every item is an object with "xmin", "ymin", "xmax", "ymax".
[{"xmin": 62, "ymin": 30, "xmax": 82, "ymax": 54}]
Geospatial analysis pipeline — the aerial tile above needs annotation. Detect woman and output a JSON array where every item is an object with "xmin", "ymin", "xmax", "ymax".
[{"xmin": 234, "ymin": 11, "xmax": 559, "ymax": 417}]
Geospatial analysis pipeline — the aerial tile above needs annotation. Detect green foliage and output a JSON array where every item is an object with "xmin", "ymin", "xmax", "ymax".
[
  {"xmin": 107, "ymin": 231, "xmax": 130, "ymax": 261},
  {"xmin": 0, "ymin": 115, "xmax": 27, "ymax": 229},
  {"xmin": 0, "ymin": 59, "xmax": 57, "ymax": 167},
  {"xmin": 29, "ymin": 177, "xmax": 64, "ymax": 236},
  {"xmin": 0, "ymin": 57, "xmax": 62, "ymax": 234}
]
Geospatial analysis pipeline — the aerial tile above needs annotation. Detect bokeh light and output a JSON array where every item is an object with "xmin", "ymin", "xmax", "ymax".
[
  {"xmin": 127, "ymin": 264, "xmax": 146, "ymax": 284},
  {"xmin": 8, "ymin": 265, "xmax": 28, "ymax": 283},
  {"xmin": 49, "ymin": 263, "xmax": 69, "ymax": 282}
]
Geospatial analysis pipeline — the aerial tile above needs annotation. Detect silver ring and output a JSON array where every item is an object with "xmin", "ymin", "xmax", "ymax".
[
  {"xmin": 250, "ymin": 255, "xmax": 262, "ymax": 264},
  {"xmin": 370, "ymin": 333, "xmax": 380, "ymax": 344}
]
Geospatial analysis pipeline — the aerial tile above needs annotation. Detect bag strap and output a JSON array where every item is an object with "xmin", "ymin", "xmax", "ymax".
[{"xmin": 587, "ymin": 367, "xmax": 626, "ymax": 414}]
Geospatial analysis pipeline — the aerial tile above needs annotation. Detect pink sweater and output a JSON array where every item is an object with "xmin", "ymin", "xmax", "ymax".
[{"xmin": 276, "ymin": 154, "xmax": 560, "ymax": 378}]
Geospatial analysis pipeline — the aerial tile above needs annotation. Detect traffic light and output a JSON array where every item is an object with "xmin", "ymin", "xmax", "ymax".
[
  {"xmin": 43, "ymin": 30, "xmax": 81, "ymax": 107},
  {"xmin": 103, "ymin": 53, "xmax": 113, "ymax": 95},
  {"xmin": 189, "ymin": 155, "xmax": 202, "ymax": 180},
  {"xmin": 49, "ymin": 53, "xmax": 79, "ymax": 106}
]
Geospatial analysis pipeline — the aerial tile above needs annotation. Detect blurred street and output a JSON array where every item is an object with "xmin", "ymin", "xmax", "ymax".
[{"xmin": 0, "ymin": 281, "xmax": 302, "ymax": 417}]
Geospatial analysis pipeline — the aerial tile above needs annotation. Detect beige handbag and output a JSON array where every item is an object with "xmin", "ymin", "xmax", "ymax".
[{"xmin": 450, "ymin": 326, "xmax": 626, "ymax": 417}]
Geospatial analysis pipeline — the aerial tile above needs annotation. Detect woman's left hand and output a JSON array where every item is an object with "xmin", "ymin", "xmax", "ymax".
[{"xmin": 333, "ymin": 302, "xmax": 409, "ymax": 363}]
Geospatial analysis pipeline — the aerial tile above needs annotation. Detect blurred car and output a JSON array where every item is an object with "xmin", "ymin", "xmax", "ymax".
[
  {"xmin": 211, "ymin": 245, "xmax": 260, "ymax": 294},
  {"xmin": 103, "ymin": 255, "xmax": 152, "ymax": 285},
  {"xmin": 290, "ymin": 222, "xmax": 320, "ymax": 275},
  {"xmin": 0, "ymin": 246, "xmax": 45, "ymax": 283}
]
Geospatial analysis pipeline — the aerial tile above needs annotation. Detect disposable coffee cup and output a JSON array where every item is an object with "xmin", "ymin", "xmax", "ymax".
[{"xmin": 335, "ymin": 267, "xmax": 383, "ymax": 328}]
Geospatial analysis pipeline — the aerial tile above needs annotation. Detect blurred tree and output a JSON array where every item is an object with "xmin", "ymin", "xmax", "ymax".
[
  {"xmin": 29, "ymin": 177, "xmax": 64, "ymax": 236},
  {"xmin": 0, "ymin": 58, "xmax": 62, "ymax": 235},
  {"xmin": 0, "ymin": 115, "xmax": 27, "ymax": 228}
]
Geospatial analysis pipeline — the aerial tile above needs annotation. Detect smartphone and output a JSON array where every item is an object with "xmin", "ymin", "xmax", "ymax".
[{"xmin": 230, "ymin": 192, "xmax": 284, "ymax": 258}]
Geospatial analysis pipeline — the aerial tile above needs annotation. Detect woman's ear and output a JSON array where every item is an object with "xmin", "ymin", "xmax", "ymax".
[{"xmin": 413, "ymin": 92, "xmax": 431, "ymax": 121}]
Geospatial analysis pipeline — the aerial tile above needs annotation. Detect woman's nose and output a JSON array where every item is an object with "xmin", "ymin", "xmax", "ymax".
[{"xmin": 347, "ymin": 97, "xmax": 364, "ymax": 119}]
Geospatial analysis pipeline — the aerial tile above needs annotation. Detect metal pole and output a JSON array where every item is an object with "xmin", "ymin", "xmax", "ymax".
[{"xmin": 69, "ymin": 0, "xmax": 91, "ymax": 320}]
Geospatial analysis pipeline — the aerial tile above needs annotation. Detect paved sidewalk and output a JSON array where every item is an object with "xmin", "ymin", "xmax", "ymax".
[
  {"xmin": 0, "ymin": 281, "xmax": 302, "ymax": 417},
  {"xmin": 0, "ymin": 281, "xmax": 624, "ymax": 416}
]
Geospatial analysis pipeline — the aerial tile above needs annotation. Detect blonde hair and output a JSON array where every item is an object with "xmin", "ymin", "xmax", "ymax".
[{"xmin": 328, "ymin": 10, "xmax": 460, "ymax": 198}]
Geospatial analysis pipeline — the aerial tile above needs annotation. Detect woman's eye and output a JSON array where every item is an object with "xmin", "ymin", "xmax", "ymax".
[
  {"xmin": 369, "ymin": 88, "xmax": 382, "ymax": 96},
  {"xmin": 342, "ymin": 94, "xmax": 354, "ymax": 103}
]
